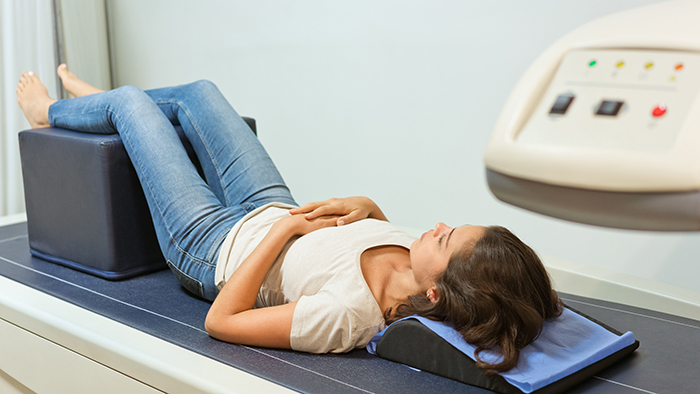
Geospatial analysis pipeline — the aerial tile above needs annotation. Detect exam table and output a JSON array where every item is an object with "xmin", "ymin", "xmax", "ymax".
[{"xmin": 1, "ymin": 217, "xmax": 698, "ymax": 393}]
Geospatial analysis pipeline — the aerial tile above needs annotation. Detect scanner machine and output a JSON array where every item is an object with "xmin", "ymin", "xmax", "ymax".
[{"xmin": 485, "ymin": 0, "xmax": 700, "ymax": 231}]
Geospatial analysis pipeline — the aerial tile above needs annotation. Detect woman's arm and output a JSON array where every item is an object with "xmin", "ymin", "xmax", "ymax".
[
  {"xmin": 289, "ymin": 196, "xmax": 388, "ymax": 225},
  {"xmin": 205, "ymin": 214, "xmax": 338, "ymax": 348}
]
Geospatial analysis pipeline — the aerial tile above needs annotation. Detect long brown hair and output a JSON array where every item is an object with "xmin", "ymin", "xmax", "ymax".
[{"xmin": 388, "ymin": 226, "xmax": 562, "ymax": 374}]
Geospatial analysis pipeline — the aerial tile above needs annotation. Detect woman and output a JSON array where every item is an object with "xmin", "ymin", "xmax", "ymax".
[{"xmin": 17, "ymin": 66, "xmax": 562, "ymax": 373}]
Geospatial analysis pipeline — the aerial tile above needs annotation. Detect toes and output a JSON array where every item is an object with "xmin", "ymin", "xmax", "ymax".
[
  {"xmin": 22, "ymin": 71, "xmax": 40, "ymax": 83},
  {"xmin": 57, "ymin": 63, "xmax": 68, "ymax": 77},
  {"xmin": 21, "ymin": 72, "xmax": 35, "ymax": 84}
]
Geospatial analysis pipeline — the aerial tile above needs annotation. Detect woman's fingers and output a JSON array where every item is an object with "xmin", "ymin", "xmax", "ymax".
[
  {"xmin": 289, "ymin": 201, "xmax": 323, "ymax": 215},
  {"xmin": 289, "ymin": 199, "xmax": 340, "ymax": 215},
  {"xmin": 337, "ymin": 210, "xmax": 363, "ymax": 226},
  {"xmin": 305, "ymin": 203, "xmax": 345, "ymax": 219},
  {"xmin": 290, "ymin": 197, "xmax": 377, "ymax": 224},
  {"xmin": 289, "ymin": 199, "xmax": 345, "ymax": 219}
]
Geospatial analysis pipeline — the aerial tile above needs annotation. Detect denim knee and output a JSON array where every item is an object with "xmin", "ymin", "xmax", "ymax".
[
  {"xmin": 112, "ymin": 84, "xmax": 145, "ymax": 98},
  {"xmin": 109, "ymin": 85, "xmax": 153, "ymax": 109},
  {"xmin": 183, "ymin": 79, "xmax": 223, "ymax": 101}
]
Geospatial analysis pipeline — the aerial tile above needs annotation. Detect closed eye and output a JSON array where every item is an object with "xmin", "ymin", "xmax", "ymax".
[{"xmin": 442, "ymin": 229, "xmax": 455, "ymax": 248}]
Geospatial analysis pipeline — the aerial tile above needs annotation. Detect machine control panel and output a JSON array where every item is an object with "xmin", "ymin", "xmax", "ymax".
[{"xmin": 517, "ymin": 49, "xmax": 700, "ymax": 153}]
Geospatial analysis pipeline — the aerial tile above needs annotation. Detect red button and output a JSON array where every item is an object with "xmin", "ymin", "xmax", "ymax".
[{"xmin": 652, "ymin": 104, "xmax": 667, "ymax": 117}]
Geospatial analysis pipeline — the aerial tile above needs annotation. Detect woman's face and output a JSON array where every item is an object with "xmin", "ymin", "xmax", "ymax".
[{"xmin": 410, "ymin": 222, "xmax": 486, "ymax": 291}]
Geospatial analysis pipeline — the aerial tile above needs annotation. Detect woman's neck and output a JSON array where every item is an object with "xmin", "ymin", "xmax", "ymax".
[{"xmin": 360, "ymin": 245, "xmax": 422, "ymax": 317}]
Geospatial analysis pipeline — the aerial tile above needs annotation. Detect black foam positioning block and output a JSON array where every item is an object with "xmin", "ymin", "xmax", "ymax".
[
  {"xmin": 19, "ymin": 127, "xmax": 170, "ymax": 280},
  {"xmin": 18, "ymin": 118, "xmax": 257, "ymax": 280}
]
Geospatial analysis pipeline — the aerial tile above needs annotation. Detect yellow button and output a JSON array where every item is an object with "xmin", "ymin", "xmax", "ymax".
[
  {"xmin": 617, "ymin": 61, "xmax": 625, "ymax": 68},
  {"xmin": 645, "ymin": 62, "xmax": 654, "ymax": 70}
]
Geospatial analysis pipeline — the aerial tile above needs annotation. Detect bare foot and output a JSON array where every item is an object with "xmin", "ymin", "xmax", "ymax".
[
  {"xmin": 16, "ymin": 71, "xmax": 56, "ymax": 129},
  {"xmin": 57, "ymin": 64, "xmax": 104, "ymax": 97}
]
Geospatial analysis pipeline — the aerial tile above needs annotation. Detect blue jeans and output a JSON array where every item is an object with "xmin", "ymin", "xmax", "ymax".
[{"xmin": 48, "ymin": 80, "xmax": 297, "ymax": 301}]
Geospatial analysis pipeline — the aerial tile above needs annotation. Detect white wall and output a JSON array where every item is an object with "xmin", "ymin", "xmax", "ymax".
[
  {"xmin": 59, "ymin": 0, "xmax": 112, "ymax": 94},
  {"xmin": 105, "ymin": 1, "xmax": 700, "ymax": 301},
  {"xmin": 0, "ymin": 0, "xmax": 58, "ymax": 216}
]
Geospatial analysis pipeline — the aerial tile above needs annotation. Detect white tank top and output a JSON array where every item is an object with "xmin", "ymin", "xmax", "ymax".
[{"xmin": 215, "ymin": 202, "xmax": 415, "ymax": 353}]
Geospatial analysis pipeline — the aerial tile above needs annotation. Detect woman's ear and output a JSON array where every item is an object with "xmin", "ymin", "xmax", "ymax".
[{"xmin": 426, "ymin": 287, "xmax": 439, "ymax": 303}]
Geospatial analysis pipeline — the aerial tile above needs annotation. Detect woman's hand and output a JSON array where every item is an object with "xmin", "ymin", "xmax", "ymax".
[
  {"xmin": 289, "ymin": 196, "xmax": 388, "ymax": 226},
  {"xmin": 276, "ymin": 212, "xmax": 340, "ymax": 236}
]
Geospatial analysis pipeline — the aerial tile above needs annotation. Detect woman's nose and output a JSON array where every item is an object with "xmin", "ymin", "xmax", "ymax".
[{"xmin": 435, "ymin": 222, "xmax": 452, "ymax": 235}]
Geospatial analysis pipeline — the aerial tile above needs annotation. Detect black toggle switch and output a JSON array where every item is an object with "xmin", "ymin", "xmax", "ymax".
[
  {"xmin": 596, "ymin": 100, "xmax": 624, "ymax": 116},
  {"xmin": 549, "ymin": 94, "xmax": 575, "ymax": 115}
]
